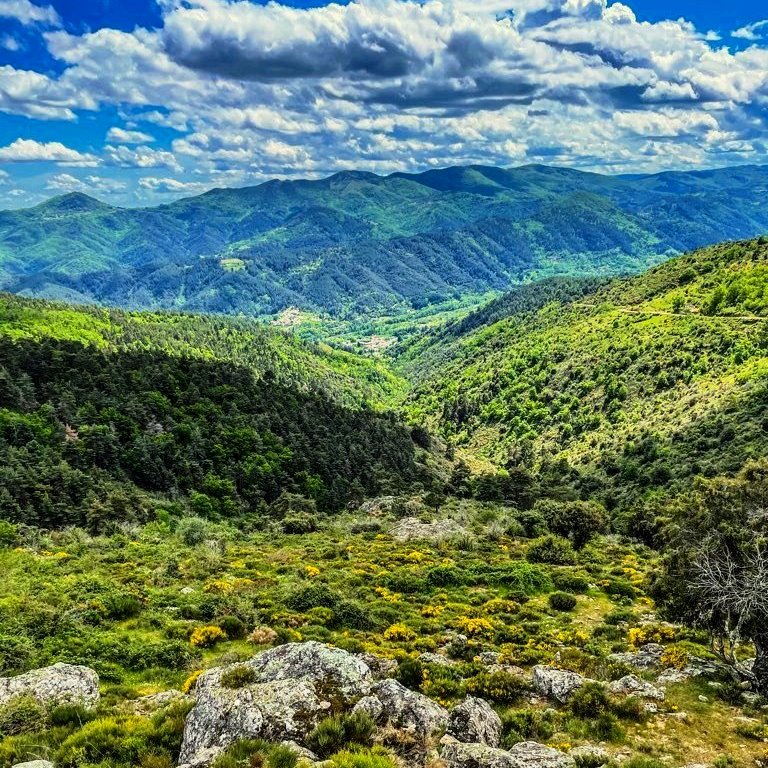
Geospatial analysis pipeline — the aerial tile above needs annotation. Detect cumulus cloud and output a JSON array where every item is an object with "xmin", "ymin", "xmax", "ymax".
[
  {"xmin": 104, "ymin": 144, "xmax": 182, "ymax": 171},
  {"xmin": 46, "ymin": 173, "xmax": 127, "ymax": 194},
  {"xmin": 2, "ymin": 0, "xmax": 768, "ymax": 203},
  {"xmin": 106, "ymin": 127, "xmax": 155, "ymax": 144},
  {"xmin": 0, "ymin": 139, "xmax": 99, "ymax": 166},
  {"xmin": 0, "ymin": 0, "xmax": 59, "ymax": 26}
]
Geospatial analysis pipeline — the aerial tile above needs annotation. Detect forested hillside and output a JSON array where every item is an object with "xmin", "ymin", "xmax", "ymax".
[
  {"xmin": 402, "ymin": 239, "xmax": 768, "ymax": 512},
  {"xmin": 0, "ymin": 295, "xmax": 430, "ymax": 529},
  {"xmin": 4, "ymin": 164, "xmax": 768, "ymax": 317}
]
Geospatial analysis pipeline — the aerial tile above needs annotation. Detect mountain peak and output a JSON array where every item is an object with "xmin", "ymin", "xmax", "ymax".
[{"xmin": 38, "ymin": 192, "xmax": 110, "ymax": 214}]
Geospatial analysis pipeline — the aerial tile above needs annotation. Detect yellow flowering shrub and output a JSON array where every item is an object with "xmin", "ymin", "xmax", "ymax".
[
  {"xmin": 181, "ymin": 670, "xmax": 202, "ymax": 693},
  {"xmin": 421, "ymin": 604, "xmax": 444, "ymax": 617},
  {"xmin": 456, "ymin": 616, "xmax": 494, "ymax": 638},
  {"xmin": 305, "ymin": 565, "xmax": 320, "ymax": 578},
  {"xmin": 190, "ymin": 625, "xmax": 227, "ymax": 647},
  {"xmin": 661, "ymin": 646, "xmax": 689, "ymax": 669},
  {"xmin": 203, "ymin": 577, "xmax": 255, "ymax": 594},
  {"xmin": 628, "ymin": 624, "xmax": 676, "ymax": 647},
  {"xmin": 482, "ymin": 598, "xmax": 519, "ymax": 615},
  {"xmin": 383, "ymin": 623, "xmax": 416, "ymax": 642}
]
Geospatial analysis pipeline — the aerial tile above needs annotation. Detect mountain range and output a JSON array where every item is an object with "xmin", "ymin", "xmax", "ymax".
[{"xmin": 4, "ymin": 163, "xmax": 768, "ymax": 317}]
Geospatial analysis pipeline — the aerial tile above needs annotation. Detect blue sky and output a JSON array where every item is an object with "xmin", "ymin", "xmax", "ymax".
[{"xmin": 1, "ymin": 0, "xmax": 768, "ymax": 207}]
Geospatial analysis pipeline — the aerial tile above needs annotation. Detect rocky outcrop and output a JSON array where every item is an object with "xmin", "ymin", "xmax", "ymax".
[
  {"xmin": 357, "ymin": 652, "xmax": 398, "ymax": 680},
  {"xmin": 390, "ymin": 517, "xmax": 467, "ymax": 543},
  {"xmin": 353, "ymin": 678, "xmax": 448, "ymax": 737},
  {"xmin": 608, "ymin": 675, "xmax": 665, "ymax": 701},
  {"xmin": 0, "ymin": 663, "xmax": 99, "ymax": 710},
  {"xmin": 532, "ymin": 666, "xmax": 588, "ymax": 703},
  {"xmin": 179, "ymin": 642, "xmax": 373, "ymax": 768},
  {"xmin": 447, "ymin": 696, "xmax": 502, "ymax": 747},
  {"xmin": 609, "ymin": 644, "xmax": 664, "ymax": 671},
  {"xmin": 441, "ymin": 736, "xmax": 575, "ymax": 768},
  {"xmin": 420, "ymin": 652, "xmax": 456, "ymax": 667}
]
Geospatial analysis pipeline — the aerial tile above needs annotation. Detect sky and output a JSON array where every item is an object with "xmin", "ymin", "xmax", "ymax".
[{"xmin": 0, "ymin": 0, "xmax": 767, "ymax": 208}]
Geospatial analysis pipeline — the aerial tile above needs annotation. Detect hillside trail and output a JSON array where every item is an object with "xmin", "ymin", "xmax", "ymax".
[{"xmin": 571, "ymin": 303, "xmax": 766, "ymax": 322}]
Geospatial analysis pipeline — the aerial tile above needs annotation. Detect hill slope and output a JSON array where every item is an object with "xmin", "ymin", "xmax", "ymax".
[
  {"xmin": 401, "ymin": 239, "xmax": 768, "ymax": 508},
  {"xmin": 0, "ymin": 294, "xmax": 428, "ymax": 528},
  {"xmin": 3, "ymin": 164, "xmax": 768, "ymax": 317}
]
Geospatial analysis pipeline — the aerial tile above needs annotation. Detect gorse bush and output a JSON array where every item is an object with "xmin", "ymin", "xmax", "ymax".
[
  {"xmin": 526, "ymin": 535, "xmax": 577, "ymax": 565},
  {"xmin": 549, "ymin": 592, "xmax": 578, "ymax": 611}
]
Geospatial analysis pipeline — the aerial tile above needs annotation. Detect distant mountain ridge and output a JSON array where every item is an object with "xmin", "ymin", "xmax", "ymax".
[{"xmin": 3, "ymin": 163, "xmax": 768, "ymax": 317}]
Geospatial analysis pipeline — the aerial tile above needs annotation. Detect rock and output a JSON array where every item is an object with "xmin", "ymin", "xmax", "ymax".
[
  {"xmin": 181, "ymin": 586, "xmax": 195, "ymax": 594},
  {"xmin": 569, "ymin": 746, "xmax": 610, "ymax": 766},
  {"xmin": 357, "ymin": 653, "xmax": 398, "ymax": 680},
  {"xmin": 124, "ymin": 689, "xmax": 191, "ymax": 715},
  {"xmin": 532, "ymin": 666, "xmax": 588, "ymax": 704},
  {"xmin": 476, "ymin": 652, "xmax": 501, "ymax": 666},
  {"xmin": 0, "ymin": 663, "xmax": 99, "ymax": 710},
  {"xmin": 441, "ymin": 736, "xmax": 574, "ymax": 768},
  {"xmin": 356, "ymin": 679, "xmax": 448, "ymax": 737},
  {"xmin": 608, "ymin": 644, "xmax": 664, "ymax": 671},
  {"xmin": 357, "ymin": 496, "xmax": 401, "ymax": 517},
  {"xmin": 280, "ymin": 741, "xmax": 320, "ymax": 763},
  {"xmin": 12, "ymin": 762, "xmax": 55, "ymax": 768},
  {"xmin": 608, "ymin": 675, "xmax": 665, "ymax": 701},
  {"xmin": 420, "ymin": 652, "xmax": 456, "ymax": 667},
  {"xmin": 390, "ymin": 517, "xmax": 467, "ymax": 543},
  {"xmin": 180, "ymin": 642, "xmax": 373, "ymax": 767},
  {"xmin": 352, "ymin": 694, "xmax": 385, "ymax": 722},
  {"xmin": 447, "ymin": 696, "xmax": 502, "ymax": 747}
]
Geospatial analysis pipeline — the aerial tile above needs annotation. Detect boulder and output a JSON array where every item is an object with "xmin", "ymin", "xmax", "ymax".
[
  {"xmin": 447, "ymin": 696, "xmax": 502, "ymax": 747},
  {"xmin": 12, "ymin": 762, "xmax": 55, "ymax": 768},
  {"xmin": 280, "ymin": 741, "xmax": 320, "ymax": 763},
  {"xmin": 608, "ymin": 675, "xmax": 665, "ymax": 701},
  {"xmin": 420, "ymin": 652, "xmax": 456, "ymax": 667},
  {"xmin": 608, "ymin": 644, "xmax": 664, "ymax": 671},
  {"xmin": 569, "ymin": 746, "xmax": 610, "ymax": 766},
  {"xmin": 0, "ymin": 663, "xmax": 99, "ymax": 710},
  {"xmin": 390, "ymin": 517, "xmax": 467, "ymax": 543},
  {"xmin": 354, "ymin": 678, "xmax": 448, "ymax": 737},
  {"xmin": 357, "ymin": 653, "xmax": 398, "ymax": 680},
  {"xmin": 180, "ymin": 642, "xmax": 373, "ymax": 767},
  {"xmin": 441, "ymin": 736, "xmax": 574, "ymax": 768},
  {"xmin": 532, "ymin": 666, "xmax": 588, "ymax": 704}
]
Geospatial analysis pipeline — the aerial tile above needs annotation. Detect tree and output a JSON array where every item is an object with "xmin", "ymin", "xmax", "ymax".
[
  {"xmin": 534, "ymin": 499, "xmax": 608, "ymax": 549},
  {"xmin": 654, "ymin": 462, "xmax": 768, "ymax": 697}
]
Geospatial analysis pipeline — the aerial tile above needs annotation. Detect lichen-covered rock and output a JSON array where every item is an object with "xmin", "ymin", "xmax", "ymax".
[
  {"xmin": 447, "ymin": 696, "xmax": 502, "ymax": 747},
  {"xmin": 12, "ymin": 762, "xmax": 55, "ymax": 768},
  {"xmin": 390, "ymin": 517, "xmax": 467, "ymax": 543},
  {"xmin": 180, "ymin": 642, "xmax": 373, "ymax": 767},
  {"xmin": 569, "ymin": 746, "xmax": 609, "ymax": 766},
  {"xmin": 357, "ymin": 653, "xmax": 398, "ymax": 680},
  {"xmin": 608, "ymin": 675, "xmax": 665, "ymax": 701},
  {"xmin": 357, "ymin": 678, "xmax": 448, "ymax": 737},
  {"xmin": 608, "ymin": 644, "xmax": 664, "ymax": 671},
  {"xmin": 125, "ymin": 689, "xmax": 191, "ymax": 715},
  {"xmin": 532, "ymin": 666, "xmax": 588, "ymax": 704},
  {"xmin": 420, "ymin": 652, "xmax": 456, "ymax": 667},
  {"xmin": 441, "ymin": 736, "xmax": 574, "ymax": 768},
  {"xmin": 0, "ymin": 663, "xmax": 99, "ymax": 710},
  {"xmin": 280, "ymin": 740, "xmax": 320, "ymax": 763},
  {"xmin": 352, "ymin": 694, "xmax": 385, "ymax": 722}
]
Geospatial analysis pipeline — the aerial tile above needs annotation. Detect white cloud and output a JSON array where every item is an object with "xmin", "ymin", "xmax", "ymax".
[
  {"xmin": 46, "ymin": 173, "xmax": 127, "ymax": 194},
  {"xmin": 1, "ymin": 35, "xmax": 20, "ymax": 51},
  {"xmin": 0, "ymin": 138, "xmax": 99, "ymax": 166},
  {"xmin": 733, "ymin": 20, "xmax": 768, "ymax": 41},
  {"xmin": 0, "ymin": 0, "xmax": 59, "ymax": 25},
  {"xmin": 106, "ymin": 127, "xmax": 155, "ymax": 144},
  {"xmin": 104, "ymin": 143, "xmax": 181, "ymax": 171},
  {"xmin": 138, "ymin": 176, "xmax": 210, "ymax": 194}
]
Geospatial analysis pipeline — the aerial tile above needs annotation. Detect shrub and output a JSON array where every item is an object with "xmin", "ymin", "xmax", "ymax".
[
  {"xmin": 660, "ymin": 646, "xmax": 689, "ymax": 669},
  {"xmin": 604, "ymin": 579, "xmax": 636, "ymax": 600},
  {"xmin": 248, "ymin": 627, "xmax": 278, "ymax": 646},
  {"xmin": 591, "ymin": 711, "xmax": 624, "ymax": 742},
  {"xmin": 210, "ymin": 738, "xmax": 269, "ymax": 768},
  {"xmin": 308, "ymin": 712, "xmax": 375, "ymax": 758},
  {"xmin": 281, "ymin": 514, "xmax": 318, "ymax": 534},
  {"xmin": 383, "ymin": 623, "xmax": 415, "ymax": 642},
  {"xmin": 501, "ymin": 708, "xmax": 555, "ymax": 747},
  {"xmin": 218, "ymin": 615, "xmax": 247, "ymax": 640},
  {"xmin": 103, "ymin": 593, "xmax": 143, "ymax": 620},
  {"xmin": 0, "ymin": 695, "xmax": 48, "ymax": 737},
  {"xmin": 526, "ymin": 535, "xmax": 576, "ymax": 565},
  {"xmin": 548, "ymin": 592, "xmax": 577, "ymax": 611},
  {"xmin": 329, "ymin": 600, "xmax": 375, "ymax": 631},
  {"xmin": 569, "ymin": 682, "xmax": 609, "ymax": 719},
  {"xmin": 466, "ymin": 670, "xmax": 529, "ymax": 703},
  {"xmin": 535, "ymin": 499, "xmax": 607, "ymax": 549},
  {"xmin": 286, "ymin": 583, "xmax": 339, "ymax": 611},
  {"xmin": 552, "ymin": 572, "xmax": 590, "ymax": 594},
  {"xmin": 177, "ymin": 517, "xmax": 210, "ymax": 546},
  {"xmin": 395, "ymin": 656, "xmax": 424, "ymax": 690},
  {"xmin": 190, "ymin": 625, "xmax": 227, "ymax": 648},
  {"xmin": 55, "ymin": 716, "xmax": 155, "ymax": 767},
  {"xmin": 426, "ymin": 566, "xmax": 465, "ymax": 587},
  {"xmin": 221, "ymin": 665, "xmax": 257, "ymax": 689},
  {"xmin": 0, "ymin": 521, "xmax": 18, "ymax": 548}
]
